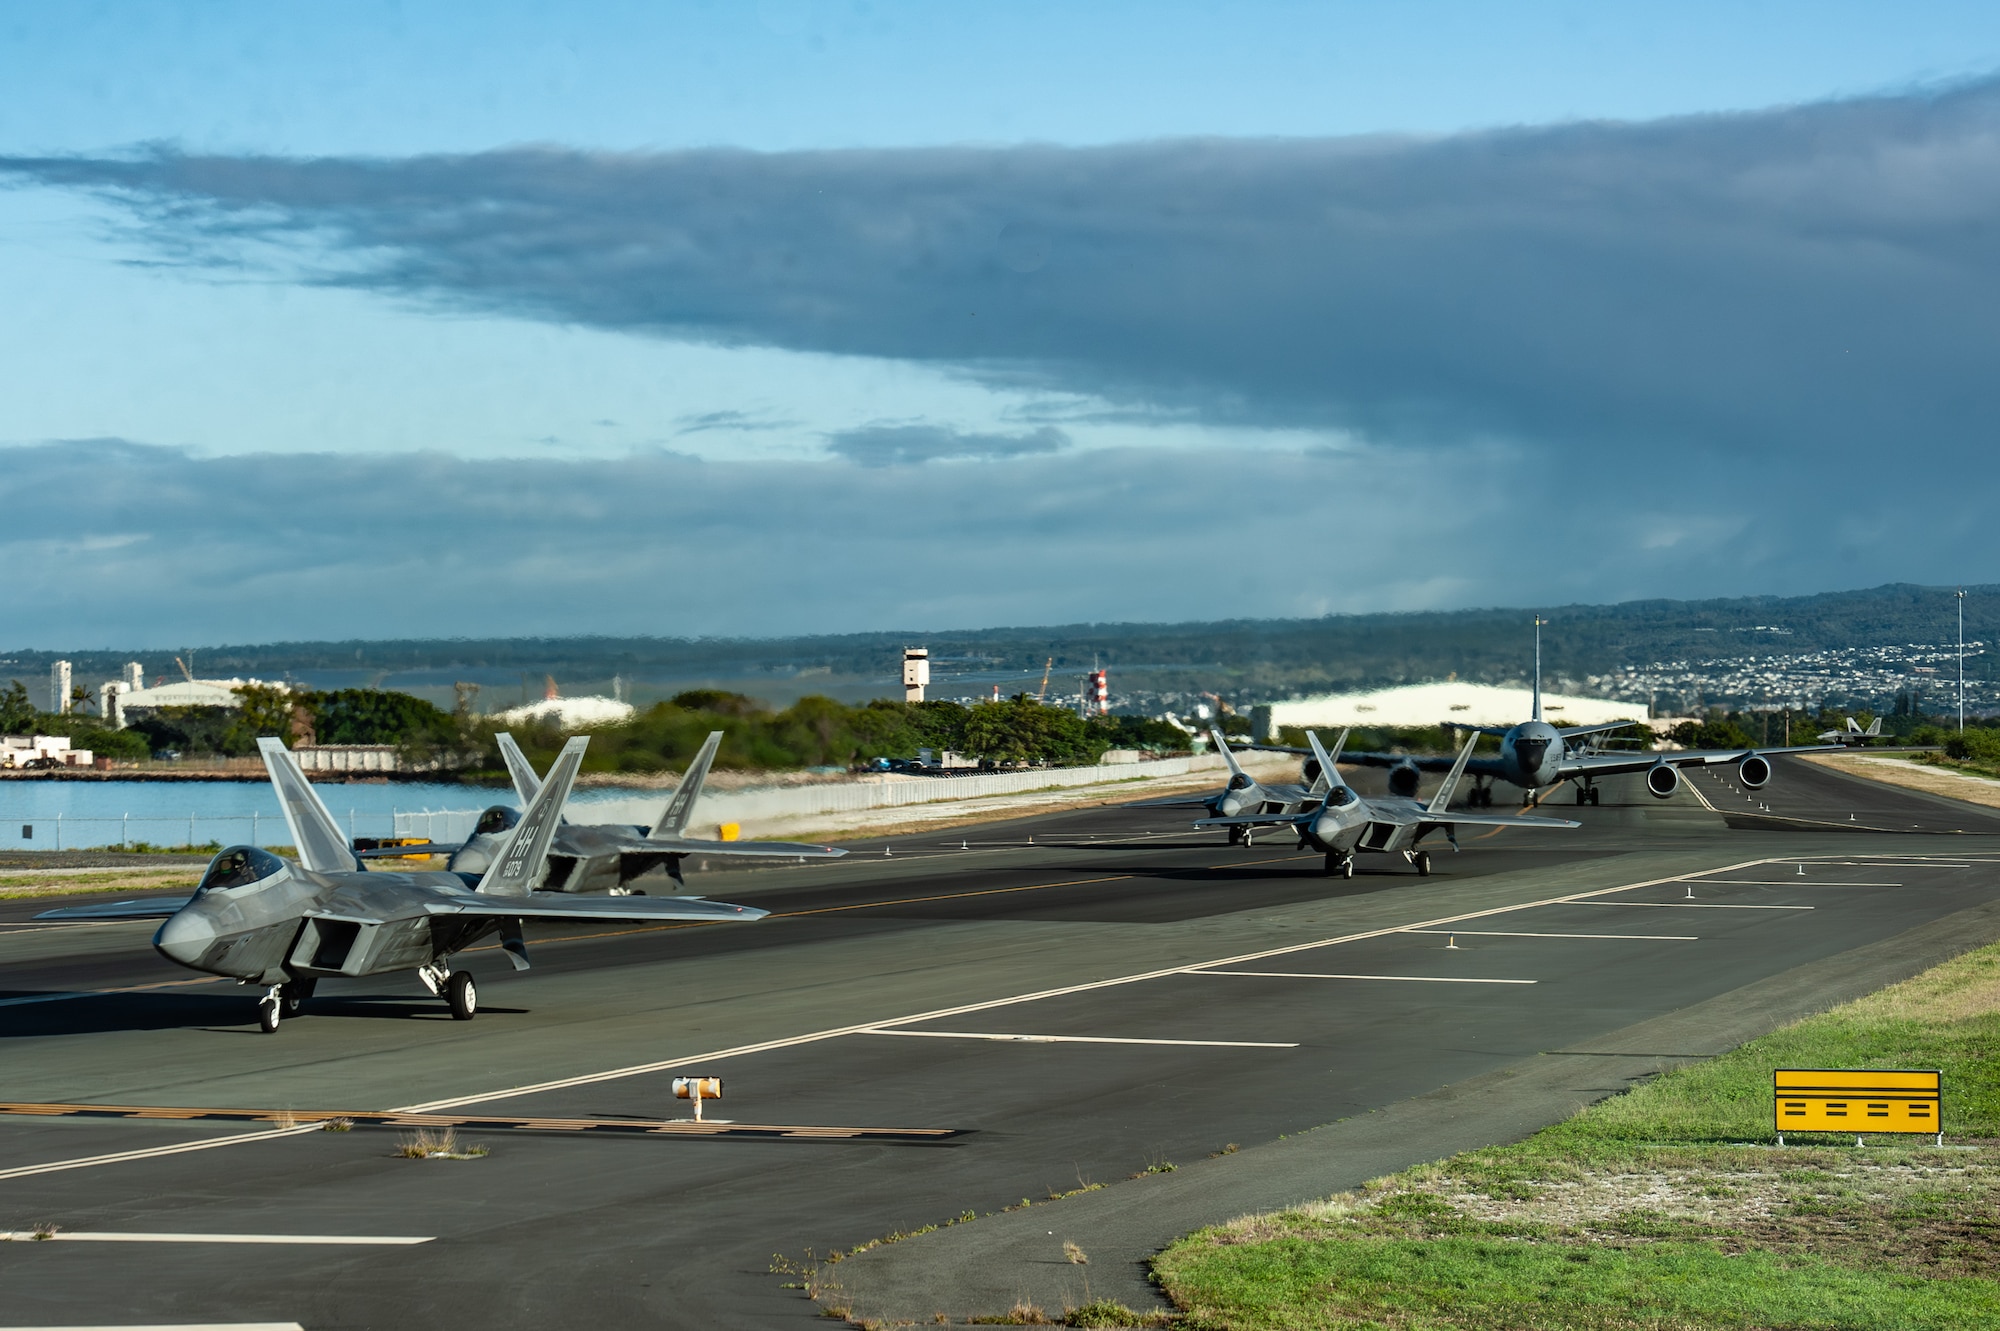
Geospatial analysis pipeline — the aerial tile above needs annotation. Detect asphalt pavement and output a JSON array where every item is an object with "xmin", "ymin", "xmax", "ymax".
[{"xmin": 4, "ymin": 755, "xmax": 1999, "ymax": 1328}]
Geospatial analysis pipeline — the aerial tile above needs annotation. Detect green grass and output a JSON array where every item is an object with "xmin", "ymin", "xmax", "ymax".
[
  {"xmin": 1163, "ymin": 1237, "xmax": 2000, "ymax": 1330},
  {"xmin": 1156, "ymin": 941, "xmax": 2000, "ymax": 1329}
]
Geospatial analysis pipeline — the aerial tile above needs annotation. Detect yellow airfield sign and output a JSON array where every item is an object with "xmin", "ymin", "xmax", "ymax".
[{"xmin": 1775, "ymin": 1068, "xmax": 1941, "ymax": 1143}]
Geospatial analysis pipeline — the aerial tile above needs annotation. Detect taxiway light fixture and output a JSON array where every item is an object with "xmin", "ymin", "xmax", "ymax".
[{"xmin": 674, "ymin": 1076, "xmax": 723, "ymax": 1122}]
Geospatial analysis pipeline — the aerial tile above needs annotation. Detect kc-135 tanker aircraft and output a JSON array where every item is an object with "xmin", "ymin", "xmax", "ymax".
[
  {"xmin": 1263, "ymin": 620, "xmax": 1838, "ymax": 806},
  {"xmin": 35, "ymin": 737, "xmax": 767, "ymax": 1032},
  {"xmin": 361, "ymin": 729, "xmax": 845, "ymax": 892},
  {"xmin": 1198, "ymin": 728, "xmax": 1580, "ymax": 876}
]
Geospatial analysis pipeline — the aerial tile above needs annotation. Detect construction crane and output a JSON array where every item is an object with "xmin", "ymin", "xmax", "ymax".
[{"xmin": 1036, "ymin": 657, "xmax": 1054, "ymax": 701}]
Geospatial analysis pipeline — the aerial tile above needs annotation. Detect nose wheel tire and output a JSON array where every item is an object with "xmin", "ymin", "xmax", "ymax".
[
  {"xmin": 256, "ymin": 996, "xmax": 282, "ymax": 1034},
  {"xmin": 446, "ymin": 970, "xmax": 478, "ymax": 1021},
  {"xmin": 1413, "ymin": 851, "xmax": 1431, "ymax": 877}
]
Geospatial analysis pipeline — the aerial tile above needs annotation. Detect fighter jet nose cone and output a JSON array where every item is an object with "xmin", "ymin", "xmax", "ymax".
[{"xmin": 153, "ymin": 911, "xmax": 214, "ymax": 969}]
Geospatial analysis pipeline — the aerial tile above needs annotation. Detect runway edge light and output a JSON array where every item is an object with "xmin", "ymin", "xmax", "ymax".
[{"xmin": 674, "ymin": 1076, "xmax": 723, "ymax": 1122}]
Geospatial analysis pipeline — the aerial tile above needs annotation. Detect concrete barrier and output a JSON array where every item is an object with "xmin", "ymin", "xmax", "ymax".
[{"xmin": 583, "ymin": 752, "xmax": 1234, "ymax": 835}]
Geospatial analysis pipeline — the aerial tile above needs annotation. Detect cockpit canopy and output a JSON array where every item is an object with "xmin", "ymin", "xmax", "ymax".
[
  {"xmin": 473, "ymin": 805, "xmax": 522, "ymax": 837},
  {"xmin": 195, "ymin": 845, "xmax": 287, "ymax": 895},
  {"xmin": 1226, "ymin": 773, "xmax": 1254, "ymax": 791},
  {"xmin": 1326, "ymin": 786, "xmax": 1357, "ymax": 806}
]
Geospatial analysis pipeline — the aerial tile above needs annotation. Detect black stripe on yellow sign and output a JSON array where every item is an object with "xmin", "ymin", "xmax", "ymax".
[{"xmin": 0, "ymin": 1102, "xmax": 963, "ymax": 1143}]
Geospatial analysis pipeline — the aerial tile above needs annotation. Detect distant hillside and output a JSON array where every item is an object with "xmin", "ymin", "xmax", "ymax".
[{"xmin": 3, "ymin": 582, "xmax": 1990, "ymax": 713}]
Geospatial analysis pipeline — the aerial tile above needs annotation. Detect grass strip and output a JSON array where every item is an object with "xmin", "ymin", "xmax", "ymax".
[{"xmin": 1157, "ymin": 940, "xmax": 2000, "ymax": 1329}]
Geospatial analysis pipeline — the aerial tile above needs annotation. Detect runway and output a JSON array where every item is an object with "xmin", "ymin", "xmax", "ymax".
[{"xmin": 4, "ymin": 756, "xmax": 1999, "ymax": 1327}]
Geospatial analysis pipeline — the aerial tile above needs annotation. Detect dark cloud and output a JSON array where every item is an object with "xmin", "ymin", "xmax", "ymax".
[
  {"xmin": 0, "ymin": 439, "xmax": 1985, "ymax": 647},
  {"xmin": 11, "ymin": 83, "xmax": 2000, "ymax": 467},
  {"xmin": 826, "ymin": 423, "xmax": 1068, "ymax": 466}
]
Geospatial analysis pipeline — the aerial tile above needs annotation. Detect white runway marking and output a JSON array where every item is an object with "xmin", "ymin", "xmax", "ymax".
[
  {"xmin": 0, "ymin": 1125, "xmax": 321, "ymax": 1182},
  {"xmin": 1689, "ymin": 879, "xmax": 1902, "ymax": 887},
  {"xmin": 0, "ymin": 1325, "xmax": 303, "ymax": 1331},
  {"xmin": 1401, "ymin": 929, "xmax": 1699, "ymax": 941},
  {"xmin": 1572, "ymin": 902, "xmax": 1814, "ymax": 910},
  {"xmin": 860, "ymin": 1030, "xmax": 1296, "ymax": 1048},
  {"xmin": 0, "ymin": 977, "xmax": 229, "ymax": 1008},
  {"xmin": 2, "ymin": 1231, "xmax": 431, "ymax": 1245},
  {"xmin": 1191, "ymin": 971, "xmax": 1535, "ymax": 984}
]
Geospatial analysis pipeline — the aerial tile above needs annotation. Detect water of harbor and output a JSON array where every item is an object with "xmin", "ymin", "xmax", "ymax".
[{"xmin": 0, "ymin": 780, "xmax": 658, "ymax": 852}]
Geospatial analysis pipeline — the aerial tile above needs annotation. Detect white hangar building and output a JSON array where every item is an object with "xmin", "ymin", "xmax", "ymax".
[{"xmin": 1262, "ymin": 681, "xmax": 1643, "ymax": 731}]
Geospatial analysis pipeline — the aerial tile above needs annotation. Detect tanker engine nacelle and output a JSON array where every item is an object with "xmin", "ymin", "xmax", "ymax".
[
  {"xmin": 1387, "ymin": 760, "xmax": 1422, "ymax": 799},
  {"xmin": 1738, "ymin": 754, "xmax": 1772, "ymax": 789},
  {"xmin": 1301, "ymin": 758, "xmax": 1322, "ymax": 786},
  {"xmin": 1645, "ymin": 762, "xmax": 1681, "ymax": 799}
]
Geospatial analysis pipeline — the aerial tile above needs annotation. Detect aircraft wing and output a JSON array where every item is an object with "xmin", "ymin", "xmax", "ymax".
[
  {"xmin": 1124, "ymin": 793, "xmax": 1219, "ymax": 808},
  {"xmin": 356, "ymin": 842, "xmax": 463, "ymax": 859},
  {"xmin": 426, "ymin": 893, "xmax": 767, "ymax": 923},
  {"xmin": 1418, "ymin": 812, "xmax": 1581, "ymax": 830},
  {"xmin": 36, "ymin": 896, "xmax": 195, "ymax": 920},
  {"xmin": 629, "ymin": 837, "xmax": 846, "ymax": 860},
  {"xmin": 1192, "ymin": 813, "xmax": 1311, "ymax": 829},
  {"xmin": 1322, "ymin": 750, "xmax": 1511, "ymax": 779},
  {"xmin": 1559, "ymin": 744, "xmax": 1842, "ymax": 778}
]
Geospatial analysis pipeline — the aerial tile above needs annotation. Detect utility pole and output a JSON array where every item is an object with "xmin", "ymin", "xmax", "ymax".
[{"xmin": 1959, "ymin": 588, "xmax": 1967, "ymax": 733}]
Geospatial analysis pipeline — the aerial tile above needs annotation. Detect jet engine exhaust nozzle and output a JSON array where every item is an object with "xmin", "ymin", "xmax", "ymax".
[
  {"xmin": 1738, "ymin": 754, "xmax": 1772, "ymax": 789},
  {"xmin": 1387, "ymin": 761, "xmax": 1421, "ymax": 799},
  {"xmin": 1645, "ymin": 763, "xmax": 1681, "ymax": 799}
]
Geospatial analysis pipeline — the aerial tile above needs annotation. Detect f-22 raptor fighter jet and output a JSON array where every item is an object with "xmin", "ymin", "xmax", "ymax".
[
  {"xmin": 365, "ymin": 730, "xmax": 844, "ymax": 894},
  {"xmin": 37, "ymin": 737, "xmax": 767, "ymax": 1033},
  {"xmin": 1129, "ymin": 728, "xmax": 1326, "ymax": 845},
  {"xmin": 1818, "ymin": 716, "xmax": 1885, "ymax": 746},
  {"xmin": 1196, "ymin": 729, "xmax": 1578, "ymax": 878}
]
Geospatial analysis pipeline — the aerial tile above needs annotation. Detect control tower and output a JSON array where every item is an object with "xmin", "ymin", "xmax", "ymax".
[{"xmin": 903, "ymin": 647, "xmax": 930, "ymax": 704}]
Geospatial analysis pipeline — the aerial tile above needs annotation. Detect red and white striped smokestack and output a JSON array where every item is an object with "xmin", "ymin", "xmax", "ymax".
[{"xmin": 1090, "ymin": 669, "xmax": 1108, "ymax": 716}]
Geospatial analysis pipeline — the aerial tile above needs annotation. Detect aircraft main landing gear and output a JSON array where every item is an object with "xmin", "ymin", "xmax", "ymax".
[
  {"xmin": 280, "ymin": 978, "xmax": 315, "ymax": 1016},
  {"xmin": 447, "ymin": 971, "xmax": 479, "ymax": 1021},
  {"xmin": 1413, "ymin": 851, "xmax": 1432, "ymax": 877}
]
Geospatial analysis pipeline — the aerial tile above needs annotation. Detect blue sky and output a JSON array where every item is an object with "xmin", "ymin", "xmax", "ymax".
[{"xmin": 2, "ymin": 3, "xmax": 1997, "ymax": 645}]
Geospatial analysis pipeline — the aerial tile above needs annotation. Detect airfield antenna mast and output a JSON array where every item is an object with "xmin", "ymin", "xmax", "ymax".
[
  {"xmin": 1532, "ymin": 617, "xmax": 1546, "ymax": 723},
  {"xmin": 1958, "ymin": 589, "xmax": 1966, "ymax": 733}
]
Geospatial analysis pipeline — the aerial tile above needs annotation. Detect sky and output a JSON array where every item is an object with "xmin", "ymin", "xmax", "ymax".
[{"xmin": 3, "ymin": 2, "xmax": 1998, "ymax": 647}]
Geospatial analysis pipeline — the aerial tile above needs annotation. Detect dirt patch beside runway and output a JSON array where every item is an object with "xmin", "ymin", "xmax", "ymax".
[{"xmin": 1803, "ymin": 752, "xmax": 2000, "ymax": 811}]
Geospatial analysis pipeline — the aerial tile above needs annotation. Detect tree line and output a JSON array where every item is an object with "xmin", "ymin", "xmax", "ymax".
[{"xmin": 1, "ymin": 679, "xmax": 1193, "ymax": 775}]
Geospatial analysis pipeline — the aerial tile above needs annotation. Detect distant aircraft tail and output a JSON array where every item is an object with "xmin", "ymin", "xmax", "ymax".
[
  {"xmin": 477, "ymin": 736, "xmax": 587, "ymax": 898},
  {"xmin": 1426, "ymin": 732, "xmax": 1481, "ymax": 814},
  {"xmin": 1210, "ymin": 727, "xmax": 1248, "ymax": 780},
  {"xmin": 653, "ymin": 731, "xmax": 723, "ymax": 838},
  {"xmin": 1304, "ymin": 729, "xmax": 1351, "ymax": 803},
  {"xmin": 256, "ymin": 737, "xmax": 357, "ymax": 874},
  {"xmin": 496, "ymin": 732, "xmax": 544, "ymax": 803},
  {"xmin": 1864, "ymin": 717, "xmax": 1883, "ymax": 738}
]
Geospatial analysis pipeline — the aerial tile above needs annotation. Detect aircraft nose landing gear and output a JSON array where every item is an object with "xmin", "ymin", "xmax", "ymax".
[
  {"xmin": 256, "ymin": 984, "xmax": 283, "ymax": 1033},
  {"xmin": 1324, "ymin": 853, "xmax": 1354, "ymax": 879}
]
